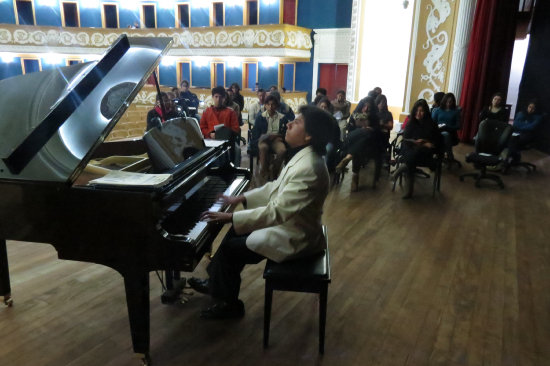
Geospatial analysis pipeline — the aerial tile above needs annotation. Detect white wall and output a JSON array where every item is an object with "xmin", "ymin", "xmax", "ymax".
[{"xmin": 357, "ymin": 1, "xmax": 414, "ymax": 108}]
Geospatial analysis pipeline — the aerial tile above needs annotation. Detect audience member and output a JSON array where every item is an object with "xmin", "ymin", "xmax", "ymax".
[
  {"xmin": 270, "ymin": 91, "xmax": 295, "ymax": 121},
  {"xmin": 393, "ymin": 99, "xmax": 441, "ymax": 199},
  {"xmin": 317, "ymin": 97, "xmax": 334, "ymax": 114},
  {"xmin": 506, "ymin": 100, "xmax": 544, "ymax": 164},
  {"xmin": 250, "ymin": 94, "xmax": 289, "ymax": 183},
  {"xmin": 312, "ymin": 87, "xmax": 328, "ymax": 106},
  {"xmin": 431, "ymin": 92, "xmax": 445, "ymax": 112},
  {"xmin": 179, "ymin": 80, "xmax": 200, "ymax": 114},
  {"xmin": 479, "ymin": 92, "xmax": 508, "ymax": 123},
  {"xmin": 146, "ymin": 92, "xmax": 179, "ymax": 131},
  {"xmin": 230, "ymin": 83, "xmax": 245, "ymax": 112},
  {"xmin": 225, "ymin": 88, "xmax": 243, "ymax": 126},
  {"xmin": 199, "ymin": 86, "xmax": 239, "ymax": 139},
  {"xmin": 188, "ymin": 105, "xmax": 334, "ymax": 319},
  {"xmin": 247, "ymin": 88, "xmax": 267, "ymax": 128},
  {"xmin": 432, "ymin": 92, "xmax": 461, "ymax": 161},
  {"xmin": 332, "ymin": 90, "xmax": 351, "ymax": 120},
  {"xmin": 335, "ymin": 97, "xmax": 382, "ymax": 191}
]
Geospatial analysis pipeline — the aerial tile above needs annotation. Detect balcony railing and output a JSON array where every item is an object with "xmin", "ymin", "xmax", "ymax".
[{"xmin": 0, "ymin": 23, "xmax": 313, "ymax": 60}]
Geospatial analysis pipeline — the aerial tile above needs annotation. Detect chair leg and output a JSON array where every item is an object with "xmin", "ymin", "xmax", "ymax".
[
  {"xmin": 319, "ymin": 285, "xmax": 328, "ymax": 355},
  {"xmin": 264, "ymin": 282, "xmax": 273, "ymax": 348}
]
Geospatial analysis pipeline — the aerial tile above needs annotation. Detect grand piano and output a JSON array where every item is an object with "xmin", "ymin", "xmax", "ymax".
[{"xmin": 0, "ymin": 35, "xmax": 249, "ymax": 365}]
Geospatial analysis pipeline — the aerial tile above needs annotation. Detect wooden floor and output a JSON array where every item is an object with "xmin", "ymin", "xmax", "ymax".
[{"xmin": 1, "ymin": 143, "xmax": 550, "ymax": 366}]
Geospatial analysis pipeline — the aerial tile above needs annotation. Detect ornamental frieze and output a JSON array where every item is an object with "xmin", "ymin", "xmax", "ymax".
[{"xmin": 0, "ymin": 24, "xmax": 312, "ymax": 52}]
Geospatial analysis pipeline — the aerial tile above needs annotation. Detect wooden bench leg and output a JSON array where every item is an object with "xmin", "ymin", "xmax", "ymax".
[
  {"xmin": 319, "ymin": 284, "xmax": 328, "ymax": 354},
  {"xmin": 264, "ymin": 281, "xmax": 273, "ymax": 348}
]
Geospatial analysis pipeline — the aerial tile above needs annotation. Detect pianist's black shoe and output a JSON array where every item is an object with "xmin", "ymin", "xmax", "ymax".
[
  {"xmin": 188, "ymin": 277, "xmax": 210, "ymax": 295},
  {"xmin": 200, "ymin": 300, "xmax": 245, "ymax": 320}
]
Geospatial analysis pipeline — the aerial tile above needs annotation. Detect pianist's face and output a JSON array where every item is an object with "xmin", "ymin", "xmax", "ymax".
[{"xmin": 285, "ymin": 114, "xmax": 311, "ymax": 148}]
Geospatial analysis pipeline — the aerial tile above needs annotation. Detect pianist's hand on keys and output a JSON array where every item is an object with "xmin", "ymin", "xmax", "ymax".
[{"xmin": 199, "ymin": 194, "xmax": 245, "ymax": 223}]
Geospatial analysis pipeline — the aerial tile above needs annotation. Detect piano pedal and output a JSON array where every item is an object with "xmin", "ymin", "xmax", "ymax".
[
  {"xmin": 3, "ymin": 294, "xmax": 13, "ymax": 307},
  {"xmin": 160, "ymin": 278, "xmax": 187, "ymax": 304}
]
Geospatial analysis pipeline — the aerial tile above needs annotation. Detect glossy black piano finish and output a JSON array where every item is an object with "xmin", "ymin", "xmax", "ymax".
[{"xmin": 0, "ymin": 35, "xmax": 250, "ymax": 365}]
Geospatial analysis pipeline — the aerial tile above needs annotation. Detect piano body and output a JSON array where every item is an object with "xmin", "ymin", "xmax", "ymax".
[{"xmin": 0, "ymin": 35, "xmax": 249, "ymax": 365}]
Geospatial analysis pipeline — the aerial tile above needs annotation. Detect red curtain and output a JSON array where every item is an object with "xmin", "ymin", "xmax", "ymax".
[{"xmin": 459, "ymin": 0, "xmax": 519, "ymax": 142}]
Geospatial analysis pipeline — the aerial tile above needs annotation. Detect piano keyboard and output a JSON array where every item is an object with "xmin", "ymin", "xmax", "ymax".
[
  {"xmin": 160, "ymin": 175, "xmax": 246, "ymax": 245},
  {"xmin": 184, "ymin": 177, "xmax": 244, "ymax": 241}
]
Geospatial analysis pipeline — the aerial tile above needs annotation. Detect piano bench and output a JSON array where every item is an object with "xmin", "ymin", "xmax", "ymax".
[{"xmin": 263, "ymin": 226, "xmax": 330, "ymax": 354}]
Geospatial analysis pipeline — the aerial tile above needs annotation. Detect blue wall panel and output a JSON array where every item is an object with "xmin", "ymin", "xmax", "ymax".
[
  {"xmin": 226, "ymin": 65, "xmax": 242, "ymax": 88},
  {"xmin": 79, "ymin": 8, "xmax": 102, "ymax": 28},
  {"xmin": 225, "ymin": 5, "xmax": 243, "ymax": 26},
  {"xmin": 283, "ymin": 63, "xmax": 294, "ymax": 91},
  {"xmin": 120, "ymin": 9, "xmax": 139, "ymax": 29},
  {"xmin": 191, "ymin": 7, "xmax": 210, "ymax": 27},
  {"xmin": 297, "ymin": 0, "xmax": 353, "ymax": 29},
  {"xmin": 258, "ymin": 62, "xmax": 278, "ymax": 90},
  {"xmin": 296, "ymin": 61, "xmax": 313, "ymax": 102},
  {"xmin": 0, "ymin": 2, "xmax": 15, "ymax": 24},
  {"xmin": 157, "ymin": 8, "xmax": 175, "ymax": 28},
  {"xmin": 35, "ymin": 6, "xmax": 62, "ymax": 26},
  {"xmin": 259, "ymin": 0, "xmax": 280, "ymax": 25},
  {"xmin": 159, "ymin": 64, "xmax": 177, "ymax": 86},
  {"xmin": 247, "ymin": 63, "xmax": 257, "ymax": 89},
  {"xmin": 192, "ymin": 62, "xmax": 211, "ymax": 88},
  {"xmin": 0, "ymin": 60, "xmax": 22, "ymax": 81}
]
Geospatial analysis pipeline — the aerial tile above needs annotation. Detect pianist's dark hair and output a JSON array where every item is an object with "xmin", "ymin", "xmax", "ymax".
[{"xmin": 299, "ymin": 105, "xmax": 338, "ymax": 155}]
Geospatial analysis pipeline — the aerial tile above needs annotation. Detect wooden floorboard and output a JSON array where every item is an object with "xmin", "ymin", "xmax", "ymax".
[{"xmin": 1, "ymin": 143, "xmax": 550, "ymax": 366}]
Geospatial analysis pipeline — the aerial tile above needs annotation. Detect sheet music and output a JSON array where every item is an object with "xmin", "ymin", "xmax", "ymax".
[{"xmin": 89, "ymin": 170, "xmax": 172, "ymax": 188}]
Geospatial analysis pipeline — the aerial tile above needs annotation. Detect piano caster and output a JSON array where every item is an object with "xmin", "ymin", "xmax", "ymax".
[
  {"xmin": 3, "ymin": 294, "xmax": 13, "ymax": 307},
  {"xmin": 136, "ymin": 353, "xmax": 151, "ymax": 366}
]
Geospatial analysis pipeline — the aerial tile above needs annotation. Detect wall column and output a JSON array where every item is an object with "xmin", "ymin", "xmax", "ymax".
[
  {"xmin": 447, "ymin": 0, "xmax": 477, "ymax": 101},
  {"xmin": 403, "ymin": 0, "xmax": 461, "ymax": 114}
]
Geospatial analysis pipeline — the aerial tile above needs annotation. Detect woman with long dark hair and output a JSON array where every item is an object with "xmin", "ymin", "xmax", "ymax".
[
  {"xmin": 479, "ymin": 92, "xmax": 508, "ymax": 123},
  {"xmin": 394, "ymin": 99, "xmax": 441, "ymax": 199},
  {"xmin": 432, "ymin": 92, "xmax": 461, "ymax": 161},
  {"xmin": 335, "ymin": 97, "xmax": 382, "ymax": 191}
]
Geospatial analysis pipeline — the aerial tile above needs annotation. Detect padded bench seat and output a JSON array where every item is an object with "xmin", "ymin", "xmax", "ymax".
[{"xmin": 263, "ymin": 226, "xmax": 331, "ymax": 354}]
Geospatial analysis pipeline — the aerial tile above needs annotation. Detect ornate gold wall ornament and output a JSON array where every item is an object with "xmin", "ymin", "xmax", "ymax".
[{"xmin": 418, "ymin": 0, "xmax": 455, "ymax": 102}]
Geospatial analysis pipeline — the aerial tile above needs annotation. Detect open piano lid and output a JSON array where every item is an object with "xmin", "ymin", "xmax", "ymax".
[{"xmin": 0, "ymin": 35, "xmax": 172, "ymax": 184}]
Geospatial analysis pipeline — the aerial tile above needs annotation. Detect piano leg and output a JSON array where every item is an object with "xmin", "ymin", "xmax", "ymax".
[
  {"xmin": 161, "ymin": 270, "xmax": 186, "ymax": 304},
  {"xmin": 123, "ymin": 272, "xmax": 151, "ymax": 365},
  {"xmin": 0, "ymin": 239, "xmax": 12, "ymax": 307}
]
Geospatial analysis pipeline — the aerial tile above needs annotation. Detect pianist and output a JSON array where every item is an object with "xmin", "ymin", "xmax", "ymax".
[{"xmin": 190, "ymin": 105, "xmax": 337, "ymax": 319}]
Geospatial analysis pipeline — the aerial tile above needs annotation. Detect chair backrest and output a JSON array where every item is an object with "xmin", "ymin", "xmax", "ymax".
[{"xmin": 476, "ymin": 119, "xmax": 513, "ymax": 155}]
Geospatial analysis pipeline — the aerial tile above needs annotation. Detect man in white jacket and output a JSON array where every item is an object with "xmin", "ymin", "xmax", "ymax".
[{"xmin": 191, "ymin": 105, "xmax": 337, "ymax": 319}]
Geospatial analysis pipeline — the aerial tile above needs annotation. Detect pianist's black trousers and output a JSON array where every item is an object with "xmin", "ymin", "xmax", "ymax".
[{"xmin": 207, "ymin": 230, "xmax": 265, "ymax": 303}]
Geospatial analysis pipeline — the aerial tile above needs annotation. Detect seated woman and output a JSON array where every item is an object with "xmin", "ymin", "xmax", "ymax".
[
  {"xmin": 507, "ymin": 100, "xmax": 543, "ymax": 164},
  {"xmin": 394, "ymin": 99, "xmax": 441, "ymax": 199},
  {"xmin": 188, "ymin": 106, "xmax": 336, "ymax": 319},
  {"xmin": 334, "ymin": 97, "xmax": 382, "ymax": 191},
  {"xmin": 250, "ymin": 94, "xmax": 289, "ymax": 182},
  {"xmin": 432, "ymin": 92, "xmax": 461, "ymax": 162},
  {"xmin": 479, "ymin": 92, "xmax": 508, "ymax": 123},
  {"xmin": 376, "ymin": 94, "xmax": 394, "ymax": 148}
]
